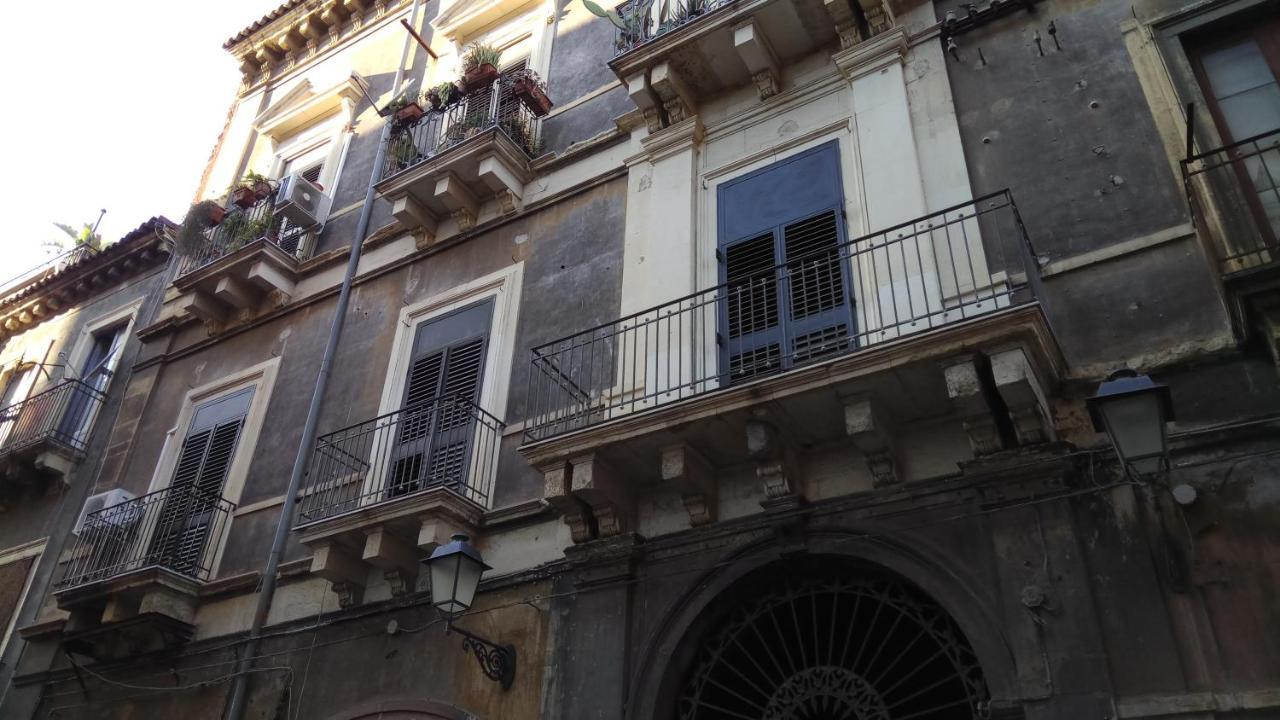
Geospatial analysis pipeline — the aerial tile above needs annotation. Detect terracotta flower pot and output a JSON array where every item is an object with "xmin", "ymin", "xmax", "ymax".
[
  {"xmin": 231, "ymin": 187, "xmax": 257, "ymax": 209},
  {"xmin": 462, "ymin": 63, "xmax": 500, "ymax": 93},
  {"xmin": 207, "ymin": 205, "xmax": 227, "ymax": 226},
  {"xmin": 394, "ymin": 102, "xmax": 425, "ymax": 124},
  {"xmin": 514, "ymin": 78, "xmax": 553, "ymax": 117},
  {"xmin": 252, "ymin": 180, "xmax": 275, "ymax": 200}
]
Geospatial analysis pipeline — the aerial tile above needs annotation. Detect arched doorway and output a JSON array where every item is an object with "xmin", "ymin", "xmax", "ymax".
[{"xmin": 669, "ymin": 558, "xmax": 990, "ymax": 720}]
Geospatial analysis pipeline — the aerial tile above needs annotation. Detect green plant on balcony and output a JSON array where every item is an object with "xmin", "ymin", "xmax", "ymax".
[
  {"xmin": 461, "ymin": 44, "xmax": 503, "ymax": 92},
  {"xmin": 386, "ymin": 88, "xmax": 428, "ymax": 125},
  {"xmin": 389, "ymin": 131, "xmax": 421, "ymax": 171},
  {"xmin": 175, "ymin": 201, "xmax": 225, "ymax": 257},
  {"xmin": 583, "ymin": 0, "xmax": 654, "ymax": 48},
  {"xmin": 427, "ymin": 81, "xmax": 458, "ymax": 111},
  {"xmin": 229, "ymin": 171, "xmax": 277, "ymax": 209}
]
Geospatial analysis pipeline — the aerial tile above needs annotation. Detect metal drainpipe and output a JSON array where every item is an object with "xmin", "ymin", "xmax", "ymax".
[{"xmin": 223, "ymin": 0, "xmax": 425, "ymax": 716}]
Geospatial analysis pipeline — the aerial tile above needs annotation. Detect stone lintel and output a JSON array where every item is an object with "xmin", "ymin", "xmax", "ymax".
[{"xmin": 660, "ymin": 443, "xmax": 717, "ymax": 526}]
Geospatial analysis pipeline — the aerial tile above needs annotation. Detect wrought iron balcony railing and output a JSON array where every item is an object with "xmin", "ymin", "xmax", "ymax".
[
  {"xmin": 176, "ymin": 193, "xmax": 309, "ymax": 278},
  {"xmin": 1181, "ymin": 126, "xmax": 1280, "ymax": 274},
  {"xmin": 57, "ymin": 485, "xmax": 235, "ymax": 591},
  {"xmin": 296, "ymin": 395, "xmax": 504, "ymax": 526},
  {"xmin": 381, "ymin": 75, "xmax": 540, "ymax": 183},
  {"xmin": 0, "ymin": 245, "xmax": 98, "ymax": 300},
  {"xmin": 610, "ymin": 0, "xmax": 732, "ymax": 55},
  {"xmin": 524, "ymin": 190, "xmax": 1046, "ymax": 441},
  {"xmin": 0, "ymin": 379, "xmax": 107, "ymax": 464}
]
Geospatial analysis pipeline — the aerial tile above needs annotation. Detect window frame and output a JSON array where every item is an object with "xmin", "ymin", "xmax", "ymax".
[{"xmin": 0, "ymin": 538, "xmax": 45, "ymax": 660}]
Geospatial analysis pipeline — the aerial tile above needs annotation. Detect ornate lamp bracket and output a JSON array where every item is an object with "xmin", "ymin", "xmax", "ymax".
[{"xmin": 446, "ymin": 622, "xmax": 517, "ymax": 690}]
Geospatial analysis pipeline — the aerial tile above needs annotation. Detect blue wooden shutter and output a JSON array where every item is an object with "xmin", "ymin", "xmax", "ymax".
[
  {"xmin": 389, "ymin": 300, "xmax": 493, "ymax": 497},
  {"xmin": 717, "ymin": 141, "xmax": 852, "ymax": 382}
]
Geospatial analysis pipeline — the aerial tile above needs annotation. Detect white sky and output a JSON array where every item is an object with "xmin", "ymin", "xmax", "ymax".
[{"xmin": 0, "ymin": 1, "xmax": 281, "ymax": 272}]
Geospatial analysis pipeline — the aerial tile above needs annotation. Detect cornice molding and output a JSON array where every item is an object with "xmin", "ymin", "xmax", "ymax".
[
  {"xmin": 254, "ymin": 73, "xmax": 368, "ymax": 141},
  {"xmin": 832, "ymin": 26, "xmax": 909, "ymax": 82}
]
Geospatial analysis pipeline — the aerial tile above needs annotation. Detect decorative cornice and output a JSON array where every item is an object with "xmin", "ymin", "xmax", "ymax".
[
  {"xmin": 254, "ymin": 74, "xmax": 368, "ymax": 141},
  {"xmin": 633, "ymin": 115, "xmax": 705, "ymax": 165}
]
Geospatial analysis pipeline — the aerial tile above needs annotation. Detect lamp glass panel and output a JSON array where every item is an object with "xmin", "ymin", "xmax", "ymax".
[
  {"xmin": 454, "ymin": 554, "xmax": 484, "ymax": 612},
  {"xmin": 1101, "ymin": 393, "xmax": 1166, "ymax": 472},
  {"xmin": 431, "ymin": 554, "xmax": 466, "ymax": 615}
]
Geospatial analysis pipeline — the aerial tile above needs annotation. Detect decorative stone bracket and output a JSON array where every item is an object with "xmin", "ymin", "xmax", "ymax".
[
  {"xmin": 843, "ymin": 396, "xmax": 902, "ymax": 487},
  {"xmin": 747, "ymin": 409, "xmax": 804, "ymax": 504},
  {"xmin": 661, "ymin": 444, "xmax": 717, "ymax": 526},
  {"xmin": 542, "ymin": 454, "xmax": 635, "ymax": 544},
  {"xmin": 944, "ymin": 348, "xmax": 1055, "ymax": 458}
]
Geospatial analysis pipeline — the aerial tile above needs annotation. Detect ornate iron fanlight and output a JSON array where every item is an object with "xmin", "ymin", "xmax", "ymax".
[{"xmin": 677, "ymin": 573, "xmax": 990, "ymax": 720}]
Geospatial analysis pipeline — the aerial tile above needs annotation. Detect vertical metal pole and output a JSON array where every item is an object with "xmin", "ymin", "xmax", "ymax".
[{"xmin": 223, "ymin": 1, "xmax": 424, "ymax": 717}]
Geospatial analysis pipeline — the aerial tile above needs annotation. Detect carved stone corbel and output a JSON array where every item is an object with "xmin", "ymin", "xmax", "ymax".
[
  {"xmin": 746, "ymin": 409, "xmax": 802, "ymax": 501},
  {"xmin": 570, "ymin": 454, "xmax": 633, "ymax": 539},
  {"xmin": 661, "ymin": 444, "xmax": 717, "ymax": 526},
  {"xmin": 824, "ymin": 0, "xmax": 864, "ymax": 49},
  {"xmin": 944, "ymin": 354, "xmax": 1004, "ymax": 456},
  {"xmin": 625, "ymin": 71, "xmax": 664, "ymax": 132},
  {"xmin": 542, "ymin": 461, "xmax": 594, "ymax": 543},
  {"xmin": 734, "ymin": 21, "xmax": 780, "ymax": 100},
  {"xmin": 650, "ymin": 62, "xmax": 697, "ymax": 126},
  {"xmin": 989, "ymin": 347, "xmax": 1055, "ymax": 446},
  {"xmin": 311, "ymin": 541, "xmax": 367, "ymax": 608},
  {"xmin": 861, "ymin": 0, "xmax": 894, "ymax": 36},
  {"xmin": 843, "ymin": 395, "xmax": 902, "ymax": 487}
]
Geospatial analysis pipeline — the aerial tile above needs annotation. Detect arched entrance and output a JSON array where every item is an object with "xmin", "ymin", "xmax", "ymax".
[{"xmin": 668, "ymin": 558, "xmax": 990, "ymax": 720}]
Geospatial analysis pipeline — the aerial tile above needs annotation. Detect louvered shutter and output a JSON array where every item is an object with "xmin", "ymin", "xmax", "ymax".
[
  {"xmin": 716, "ymin": 141, "xmax": 853, "ymax": 384},
  {"xmin": 783, "ymin": 210, "xmax": 850, "ymax": 363},
  {"xmin": 388, "ymin": 302, "xmax": 492, "ymax": 498},
  {"xmin": 722, "ymin": 233, "xmax": 783, "ymax": 382},
  {"xmin": 149, "ymin": 390, "xmax": 252, "ymax": 576}
]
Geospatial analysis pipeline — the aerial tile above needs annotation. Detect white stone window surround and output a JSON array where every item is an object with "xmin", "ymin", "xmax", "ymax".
[
  {"xmin": 374, "ymin": 263, "xmax": 525, "ymax": 465},
  {"xmin": 0, "ymin": 538, "xmax": 45, "ymax": 659},
  {"xmin": 426, "ymin": 0, "xmax": 556, "ymax": 92},
  {"xmin": 143, "ymin": 357, "xmax": 282, "ymax": 578},
  {"xmin": 56, "ymin": 298, "xmax": 145, "ymax": 446}
]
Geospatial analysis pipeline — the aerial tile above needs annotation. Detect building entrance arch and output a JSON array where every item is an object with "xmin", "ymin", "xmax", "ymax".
[{"xmin": 664, "ymin": 556, "xmax": 992, "ymax": 720}]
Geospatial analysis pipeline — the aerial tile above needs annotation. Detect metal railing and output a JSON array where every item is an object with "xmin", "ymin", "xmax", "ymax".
[
  {"xmin": 524, "ymin": 190, "xmax": 1045, "ymax": 441},
  {"xmin": 296, "ymin": 395, "xmax": 504, "ymax": 525},
  {"xmin": 382, "ymin": 75, "xmax": 540, "ymax": 182},
  {"xmin": 1181, "ymin": 126, "xmax": 1280, "ymax": 273},
  {"xmin": 176, "ymin": 193, "xmax": 308, "ymax": 277},
  {"xmin": 58, "ymin": 485, "xmax": 235, "ymax": 590},
  {"xmin": 0, "ymin": 379, "xmax": 107, "ymax": 462},
  {"xmin": 612, "ymin": 0, "xmax": 733, "ymax": 54},
  {"xmin": 0, "ymin": 245, "xmax": 98, "ymax": 300}
]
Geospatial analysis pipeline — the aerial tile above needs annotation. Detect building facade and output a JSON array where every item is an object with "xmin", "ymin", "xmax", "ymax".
[{"xmin": 2, "ymin": 0, "xmax": 1279, "ymax": 718}]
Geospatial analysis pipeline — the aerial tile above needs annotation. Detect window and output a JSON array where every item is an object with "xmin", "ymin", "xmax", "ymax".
[
  {"xmin": 0, "ymin": 542, "xmax": 42, "ymax": 659},
  {"xmin": 0, "ymin": 365, "xmax": 37, "ymax": 448},
  {"xmin": 389, "ymin": 299, "xmax": 493, "ymax": 499},
  {"xmin": 149, "ymin": 389, "xmax": 253, "ymax": 572},
  {"xmin": 58, "ymin": 323, "xmax": 126, "ymax": 445},
  {"xmin": 1190, "ymin": 18, "xmax": 1280, "ymax": 241},
  {"xmin": 717, "ymin": 142, "xmax": 853, "ymax": 383}
]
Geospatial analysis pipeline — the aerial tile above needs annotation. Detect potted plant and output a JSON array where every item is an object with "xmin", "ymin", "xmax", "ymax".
[
  {"xmin": 229, "ymin": 172, "xmax": 274, "ymax": 208},
  {"xmin": 386, "ymin": 89, "xmax": 427, "ymax": 124},
  {"xmin": 427, "ymin": 82, "xmax": 458, "ymax": 111},
  {"xmin": 175, "ymin": 200, "xmax": 225, "ymax": 257},
  {"xmin": 460, "ymin": 44, "xmax": 502, "ymax": 92},
  {"xmin": 510, "ymin": 68, "xmax": 553, "ymax": 117},
  {"xmin": 246, "ymin": 171, "xmax": 276, "ymax": 200},
  {"xmin": 389, "ymin": 132, "xmax": 420, "ymax": 171}
]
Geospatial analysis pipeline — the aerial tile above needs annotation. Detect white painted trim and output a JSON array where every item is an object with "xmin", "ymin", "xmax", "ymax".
[
  {"xmin": 376, "ymin": 264, "xmax": 524, "ymax": 438},
  {"xmin": 0, "ymin": 538, "xmax": 45, "ymax": 658},
  {"xmin": 143, "ymin": 357, "xmax": 283, "ymax": 578},
  {"xmin": 1041, "ymin": 223, "xmax": 1196, "ymax": 278}
]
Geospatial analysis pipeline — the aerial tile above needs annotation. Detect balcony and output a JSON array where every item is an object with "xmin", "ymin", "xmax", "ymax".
[
  {"xmin": 54, "ymin": 486, "xmax": 234, "ymax": 656},
  {"xmin": 608, "ymin": 0, "xmax": 878, "ymax": 128},
  {"xmin": 174, "ymin": 191, "xmax": 315, "ymax": 332},
  {"xmin": 1182, "ymin": 127, "xmax": 1280, "ymax": 362},
  {"xmin": 0, "ymin": 379, "xmax": 106, "ymax": 500},
  {"xmin": 375, "ymin": 76, "xmax": 542, "ymax": 240},
  {"xmin": 293, "ymin": 396, "xmax": 504, "ymax": 606},
  {"xmin": 521, "ymin": 192, "xmax": 1063, "ymax": 541}
]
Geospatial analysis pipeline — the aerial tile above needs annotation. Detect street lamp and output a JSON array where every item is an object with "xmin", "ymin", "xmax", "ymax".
[
  {"xmin": 1086, "ymin": 369, "xmax": 1175, "ymax": 478},
  {"xmin": 423, "ymin": 534, "xmax": 516, "ymax": 690}
]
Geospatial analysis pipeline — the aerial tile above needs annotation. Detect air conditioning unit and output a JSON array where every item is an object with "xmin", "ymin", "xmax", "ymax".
[
  {"xmin": 275, "ymin": 173, "xmax": 332, "ymax": 229},
  {"xmin": 72, "ymin": 489, "xmax": 138, "ymax": 535}
]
